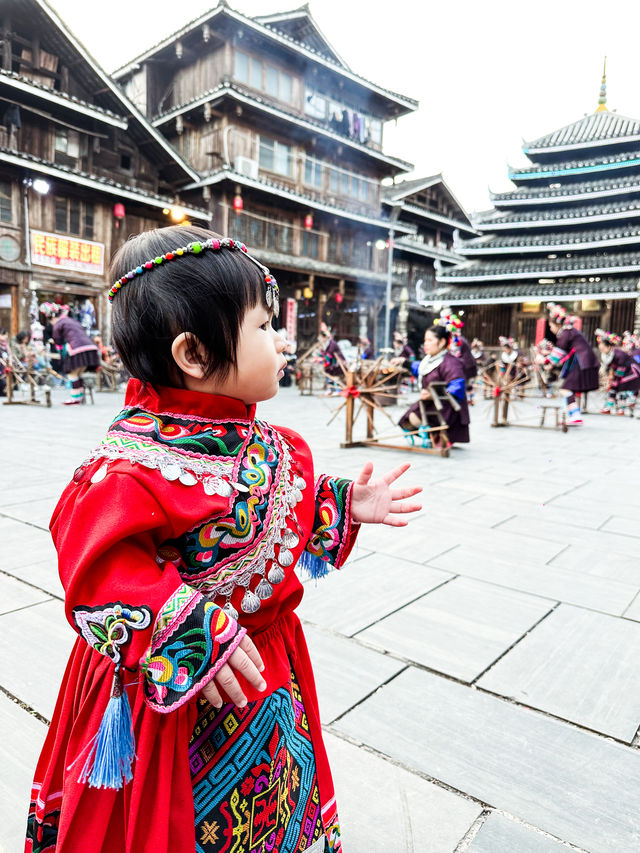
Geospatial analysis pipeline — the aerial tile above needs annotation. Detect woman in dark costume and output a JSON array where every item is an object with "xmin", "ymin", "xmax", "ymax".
[
  {"xmin": 40, "ymin": 302, "xmax": 100, "ymax": 404},
  {"xmin": 543, "ymin": 303, "xmax": 599, "ymax": 425},
  {"xmin": 597, "ymin": 329, "xmax": 640, "ymax": 415},
  {"xmin": 399, "ymin": 323, "xmax": 470, "ymax": 448}
]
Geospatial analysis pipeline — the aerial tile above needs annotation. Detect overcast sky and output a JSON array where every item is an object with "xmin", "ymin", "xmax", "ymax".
[{"xmin": 51, "ymin": 0, "xmax": 640, "ymax": 214}]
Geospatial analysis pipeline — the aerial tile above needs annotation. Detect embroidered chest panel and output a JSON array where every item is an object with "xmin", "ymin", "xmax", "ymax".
[{"xmin": 84, "ymin": 407, "xmax": 307, "ymax": 616}]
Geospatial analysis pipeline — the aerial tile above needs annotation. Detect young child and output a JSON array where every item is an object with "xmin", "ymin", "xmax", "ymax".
[{"xmin": 25, "ymin": 225, "xmax": 421, "ymax": 853}]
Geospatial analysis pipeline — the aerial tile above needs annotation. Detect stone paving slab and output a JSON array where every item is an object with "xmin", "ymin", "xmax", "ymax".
[
  {"xmin": 0, "ymin": 692, "xmax": 48, "ymax": 853},
  {"xmin": 3, "ymin": 558, "xmax": 64, "ymax": 600},
  {"xmin": 302, "ymin": 624, "xmax": 405, "ymax": 724},
  {"xmin": 547, "ymin": 544, "xmax": 640, "ymax": 586},
  {"xmin": 0, "ymin": 599, "xmax": 75, "ymax": 720},
  {"xmin": 478, "ymin": 604, "xmax": 640, "ymax": 741},
  {"xmin": 623, "ymin": 594, "xmax": 640, "ymax": 623},
  {"xmin": 0, "ymin": 516, "xmax": 57, "ymax": 571},
  {"xmin": 357, "ymin": 577, "xmax": 554, "ymax": 682},
  {"xmin": 297, "ymin": 552, "xmax": 452, "ymax": 636},
  {"xmin": 497, "ymin": 514, "xmax": 640, "ymax": 559},
  {"xmin": 600, "ymin": 514, "xmax": 640, "ymax": 538},
  {"xmin": 0, "ymin": 496, "xmax": 57, "ymax": 530},
  {"xmin": 324, "ymin": 732, "xmax": 482, "ymax": 853},
  {"xmin": 333, "ymin": 667, "xmax": 640, "ymax": 853},
  {"xmin": 0, "ymin": 573, "xmax": 52, "ymax": 616},
  {"xmin": 466, "ymin": 813, "xmax": 584, "ymax": 853},
  {"xmin": 429, "ymin": 546, "xmax": 639, "ymax": 615}
]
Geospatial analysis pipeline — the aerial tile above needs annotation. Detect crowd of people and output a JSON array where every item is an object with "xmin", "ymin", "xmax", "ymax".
[{"xmin": 0, "ymin": 303, "xmax": 126, "ymax": 404}]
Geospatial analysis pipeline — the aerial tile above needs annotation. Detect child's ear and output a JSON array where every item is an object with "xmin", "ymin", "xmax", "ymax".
[{"xmin": 171, "ymin": 332, "xmax": 206, "ymax": 379}]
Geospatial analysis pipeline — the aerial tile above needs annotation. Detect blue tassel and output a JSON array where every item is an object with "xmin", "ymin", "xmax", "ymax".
[
  {"xmin": 298, "ymin": 548, "xmax": 331, "ymax": 580},
  {"xmin": 78, "ymin": 666, "xmax": 136, "ymax": 789}
]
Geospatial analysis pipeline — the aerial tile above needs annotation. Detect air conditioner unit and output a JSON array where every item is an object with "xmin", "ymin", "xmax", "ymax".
[{"xmin": 235, "ymin": 156, "xmax": 259, "ymax": 179}]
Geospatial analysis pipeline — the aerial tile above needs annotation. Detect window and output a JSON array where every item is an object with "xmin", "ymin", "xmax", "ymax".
[
  {"xmin": 54, "ymin": 196, "xmax": 94, "ymax": 238},
  {"xmin": 369, "ymin": 119, "xmax": 382, "ymax": 144},
  {"xmin": 120, "ymin": 153, "xmax": 132, "ymax": 171},
  {"xmin": 234, "ymin": 50, "xmax": 249, "ymax": 84},
  {"xmin": 304, "ymin": 157, "xmax": 323, "ymax": 189},
  {"xmin": 302, "ymin": 230, "xmax": 319, "ymax": 259},
  {"xmin": 329, "ymin": 168, "xmax": 339, "ymax": 194},
  {"xmin": 55, "ymin": 129, "xmax": 80, "ymax": 159},
  {"xmin": 266, "ymin": 65, "xmax": 278, "ymax": 97},
  {"xmin": 0, "ymin": 180, "xmax": 12, "ymax": 222},
  {"xmin": 234, "ymin": 51, "xmax": 293, "ymax": 103},
  {"xmin": 259, "ymin": 137, "xmax": 292, "ymax": 177},
  {"xmin": 340, "ymin": 171, "xmax": 349, "ymax": 196},
  {"xmin": 249, "ymin": 57, "xmax": 262, "ymax": 89}
]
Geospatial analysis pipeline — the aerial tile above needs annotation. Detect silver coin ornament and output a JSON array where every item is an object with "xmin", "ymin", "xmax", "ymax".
[
  {"xmin": 161, "ymin": 463, "xmax": 181, "ymax": 481},
  {"xmin": 179, "ymin": 471, "xmax": 197, "ymax": 486},
  {"xmin": 241, "ymin": 588, "xmax": 261, "ymax": 613},
  {"xmin": 255, "ymin": 578, "xmax": 273, "ymax": 600},
  {"xmin": 294, "ymin": 476, "xmax": 306, "ymax": 490},
  {"xmin": 282, "ymin": 530, "xmax": 299, "ymax": 549},
  {"xmin": 268, "ymin": 565, "xmax": 285, "ymax": 584},
  {"xmin": 223, "ymin": 601, "xmax": 239, "ymax": 620},
  {"xmin": 278, "ymin": 548, "xmax": 294, "ymax": 567},
  {"xmin": 91, "ymin": 463, "xmax": 108, "ymax": 484}
]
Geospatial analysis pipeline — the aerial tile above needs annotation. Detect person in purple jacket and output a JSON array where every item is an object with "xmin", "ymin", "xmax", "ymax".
[
  {"xmin": 597, "ymin": 329, "xmax": 640, "ymax": 415},
  {"xmin": 40, "ymin": 302, "xmax": 99, "ymax": 404},
  {"xmin": 544, "ymin": 303, "xmax": 599, "ymax": 425},
  {"xmin": 399, "ymin": 322, "xmax": 470, "ymax": 448}
]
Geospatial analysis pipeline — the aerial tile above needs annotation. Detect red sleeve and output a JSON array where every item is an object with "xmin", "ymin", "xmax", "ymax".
[
  {"xmin": 299, "ymin": 475, "xmax": 359, "ymax": 577},
  {"xmin": 53, "ymin": 464, "xmax": 246, "ymax": 711}
]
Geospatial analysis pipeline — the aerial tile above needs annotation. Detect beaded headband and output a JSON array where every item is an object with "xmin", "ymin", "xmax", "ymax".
[{"xmin": 109, "ymin": 237, "xmax": 279, "ymax": 316}]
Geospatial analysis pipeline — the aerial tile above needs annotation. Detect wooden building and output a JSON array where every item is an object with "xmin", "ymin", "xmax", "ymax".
[
  {"xmin": 113, "ymin": 3, "xmax": 426, "ymax": 349},
  {"xmin": 0, "ymin": 0, "xmax": 208, "ymax": 336},
  {"xmin": 427, "ymin": 70, "xmax": 640, "ymax": 346}
]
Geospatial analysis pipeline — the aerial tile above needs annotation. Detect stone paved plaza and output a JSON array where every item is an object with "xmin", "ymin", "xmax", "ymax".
[{"xmin": 2, "ymin": 384, "xmax": 640, "ymax": 852}]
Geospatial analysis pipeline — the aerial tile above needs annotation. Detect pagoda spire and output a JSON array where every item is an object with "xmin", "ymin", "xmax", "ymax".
[{"xmin": 595, "ymin": 57, "xmax": 607, "ymax": 112}]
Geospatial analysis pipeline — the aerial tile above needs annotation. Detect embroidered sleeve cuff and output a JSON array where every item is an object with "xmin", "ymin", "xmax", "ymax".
[
  {"xmin": 300, "ymin": 476, "xmax": 359, "ymax": 577},
  {"xmin": 140, "ymin": 583, "xmax": 245, "ymax": 712}
]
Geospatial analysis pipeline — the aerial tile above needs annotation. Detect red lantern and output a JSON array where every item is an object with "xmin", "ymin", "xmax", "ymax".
[
  {"xmin": 304, "ymin": 213, "xmax": 313, "ymax": 230},
  {"xmin": 233, "ymin": 193, "xmax": 243, "ymax": 214},
  {"xmin": 113, "ymin": 202, "xmax": 125, "ymax": 229},
  {"xmin": 334, "ymin": 292, "xmax": 344, "ymax": 304}
]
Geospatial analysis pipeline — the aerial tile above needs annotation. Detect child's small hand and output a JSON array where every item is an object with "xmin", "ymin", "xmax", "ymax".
[
  {"xmin": 351, "ymin": 462, "xmax": 422, "ymax": 527},
  {"xmin": 202, "ymin": 634, "xmax": 266, "ymax": 710}
]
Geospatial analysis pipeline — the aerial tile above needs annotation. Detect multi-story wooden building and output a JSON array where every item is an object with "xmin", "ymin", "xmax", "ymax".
[
  {"xmin": 429, "ymin": 72, "xmax": 640, "ymax": 346},
  {"xmin": 113, "ymin": 3, "xmax": 426, "ymax": 348},
  {"xmin": 0, "ymin": 0, "xmax": 209, "ymax": 336}
]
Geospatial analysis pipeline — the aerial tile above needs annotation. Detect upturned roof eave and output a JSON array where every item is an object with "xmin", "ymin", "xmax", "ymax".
[
  {"xmin": 152, "ymin": 83, "xmax": 413, "ymax": 173},
  {"xmin": 111, "ymin": 4, "xmax": 417, "ymax": 115}
]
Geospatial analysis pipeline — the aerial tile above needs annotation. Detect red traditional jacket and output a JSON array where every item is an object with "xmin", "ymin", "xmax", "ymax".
[{"xmin": 26, "ymin": 380, "xmax": 359, "ymax": 853}]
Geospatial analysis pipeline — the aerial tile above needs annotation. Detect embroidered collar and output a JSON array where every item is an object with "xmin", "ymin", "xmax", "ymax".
[
  {"xmin": 125, "ymin": 378, "xmax": 257, "ymax": 422},
  {"xmin": 418, "ymin": 351, "xmax": 446, "ymax": 378}
]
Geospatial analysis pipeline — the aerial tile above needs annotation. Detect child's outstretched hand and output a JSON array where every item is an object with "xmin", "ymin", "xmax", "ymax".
[
  {"xmin": 202, "ymin": 634, "xmax": 266, "ymax": 710},
  {"xmin": 351, "ymin": 461, "xmax": 422, "ymax": 527}
]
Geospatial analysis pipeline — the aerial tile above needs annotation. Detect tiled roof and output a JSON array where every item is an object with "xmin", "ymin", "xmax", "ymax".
[
  {"xmin": 438, "ymin": 252, "xmax": 640, "ymax": 281},
  {"xmin": 510, "ymin": 149, "xmax": 640, "ymax": 181},
  {"xmin": 459, "ymin": 224, "xmax": 640, "ymax": 254},
  {"xmin": 0, "ymin": 145, "xmax": 209, "ymax": 218},
  {"xmin": 185, "ymin": 165, "xmax": 415, "ymax": 232},
  {"xmin": 0, "ymin": 68, "xmax": 126, "ymax": 124},
  {"xmin": 152, "ymin": 81, "xmax": 413, "ymax": 172},
  {"xmin": 525, "ymin": 111, "xmax": 640, "ymax": 153},
  {"xmin": 420, "ymin": 277, "xmax": 640, "ymax": 305},
  {"xmin": 492, "ymin": 174, "xmax": 640, "ymax": 206},
  {"xmin": 112, "ymin": 4, "xmax": 417, "ymax": 113},
  {"xmin": 474, "ymin": 197, "xmax": 640, "ymax": 230}
]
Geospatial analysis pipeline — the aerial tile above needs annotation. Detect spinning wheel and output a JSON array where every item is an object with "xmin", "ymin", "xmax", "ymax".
[{"xmin": 480, "ymin": 359, "xmax": 567, "ymax": 432}]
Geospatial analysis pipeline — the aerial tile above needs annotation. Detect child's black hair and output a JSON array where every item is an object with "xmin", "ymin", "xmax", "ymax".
[
  {"xmin": 429, "ymin": 324, "xmax": 451, "ymax": 346},
  {"xmin": 109, "ymin": 225, "xmax": 269, "ymax": 387}
]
